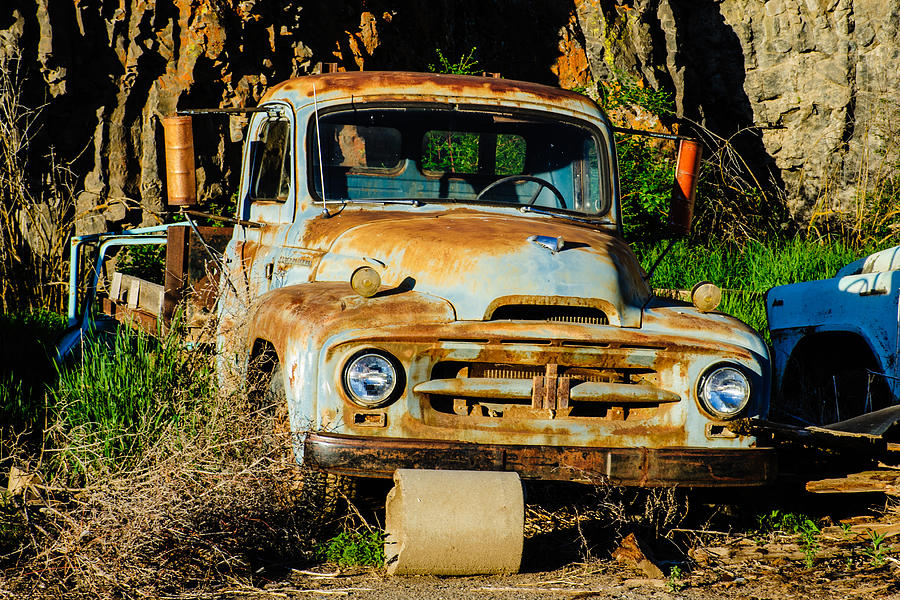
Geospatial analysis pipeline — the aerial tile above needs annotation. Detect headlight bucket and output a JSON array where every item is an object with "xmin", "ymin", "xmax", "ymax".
[
  {"xmin": 342, "ymin": 351, "xmax": 401, "ymax": 408},
  {"xmin": 697, "ymin": 364, "xmax": 751, "ymax": 419}
]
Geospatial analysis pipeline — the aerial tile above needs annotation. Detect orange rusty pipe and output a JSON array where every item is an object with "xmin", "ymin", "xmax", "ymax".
[
  {"xmin": 163, "ymin": 115, "xmax": 197, "ymax": 206},
  {"xmin": 669, "ymin": 138, "xmax": 703, "ymax": 235}
]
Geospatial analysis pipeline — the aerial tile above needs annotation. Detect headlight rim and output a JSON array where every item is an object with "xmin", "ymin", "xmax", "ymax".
[
  {"xmin": 696, "ymin": 363, "xmax": 752, "ymax": 420},
  {"xmin": 341, "ymin": 349, "xmax": 403, "ymax": 408}
]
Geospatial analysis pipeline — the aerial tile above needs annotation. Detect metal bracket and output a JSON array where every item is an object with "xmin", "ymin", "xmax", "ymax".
[{"xmin": 178, "ymin": 106, "xmax": 284, "ymax": 118}]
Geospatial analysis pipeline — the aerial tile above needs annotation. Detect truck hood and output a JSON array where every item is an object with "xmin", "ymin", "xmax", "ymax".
[
  {"xmin": 835, "ymin": 244, "xmax": 900, "ymax": 277},
  {"xmin": 312, "ymin": 210, "xmax": 650, "ymax": 326}
]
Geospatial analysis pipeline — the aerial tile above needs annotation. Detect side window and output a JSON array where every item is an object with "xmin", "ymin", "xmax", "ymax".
[{"xmin": 250, "ymin": 119, "xmax": 291, "ymax": 202}]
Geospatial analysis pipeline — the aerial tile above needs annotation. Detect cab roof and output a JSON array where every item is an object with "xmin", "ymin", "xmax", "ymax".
[{"xmin": 261, "ymin": 71, "xmax": 601, "ymax": 117}]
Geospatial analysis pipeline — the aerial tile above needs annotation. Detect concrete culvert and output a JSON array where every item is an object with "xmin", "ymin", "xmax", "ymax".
[{"xmin": 384, "ymin": 469, "xmax": 524, "ymax": 576}]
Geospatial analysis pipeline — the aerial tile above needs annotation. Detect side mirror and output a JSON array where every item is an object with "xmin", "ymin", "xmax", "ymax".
[
  {"xmin": 668, "ymin": 138, "xmax": 702, "ymax": 236},
  {"xmin": 162, "ymin": 115, "xmax": 197, "ymax": 206}
]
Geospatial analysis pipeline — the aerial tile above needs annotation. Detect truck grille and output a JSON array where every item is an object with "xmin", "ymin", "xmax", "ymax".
[{"xmin": 419, "ymin": 361, "xmax": 670, "ymax": 420}]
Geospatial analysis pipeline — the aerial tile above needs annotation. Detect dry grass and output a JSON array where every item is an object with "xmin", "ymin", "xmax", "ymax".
[
  {"xmin": 0, "ymin": 47, "xmax": 78, "ymax": 314},
  {"xmin": 1, "ymin": 349, "xmax": 339, "ymax": 599},
  {"xmin": 805, "ymin": 94, "xmax": 900, "ymax": 250}
]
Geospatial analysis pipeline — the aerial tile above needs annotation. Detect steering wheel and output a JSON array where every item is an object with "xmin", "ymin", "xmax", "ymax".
[{"xmin": 475, "ymin": 175, "xmax": 567, "ymax": 209}]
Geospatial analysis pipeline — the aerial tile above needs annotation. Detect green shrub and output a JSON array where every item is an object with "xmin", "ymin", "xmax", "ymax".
[
  {"xmin": 617, "ymin": 136, "xmax": 675, "ymax": 242},
  {"xmin": 116, "ymin": 243, "xmax": 166, "ymax": 285},
  {"xmin": 598, "ymin": 72, "xmax": 674, "ymax": 117},
  {"xmin": 597, "ymin": 73, "xmax": 677, "ymax": 243},
  {"xmin": 317, "ymin": 528, "xmax": 385, "ymax": 567}
]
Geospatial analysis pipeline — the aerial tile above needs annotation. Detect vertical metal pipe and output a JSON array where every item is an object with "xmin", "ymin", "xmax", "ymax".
[
  {"xmin": 163, "ymin": 115, "xmax": 197, "ymax": 206},
  {"xmin": 669, "ymin": 138, "xmax": 703, "ymax": 235},
  {"xmin": 67, "ymin": 237, "xmax": 82, "ymax": 326}
]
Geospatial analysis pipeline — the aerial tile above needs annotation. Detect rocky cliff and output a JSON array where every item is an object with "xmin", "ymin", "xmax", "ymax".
[
  {"xmin": 1, "ymin": 0, "xmax": 897, "ymax": 235},
  {"xmin": 579, "ymin": 0, "xmax": 900, "ymax": 219}
]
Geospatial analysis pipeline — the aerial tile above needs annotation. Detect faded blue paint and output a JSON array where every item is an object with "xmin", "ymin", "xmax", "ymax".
[{"xmin": 768, "ymin": 245, "xmax": 900, "ymax": 405}]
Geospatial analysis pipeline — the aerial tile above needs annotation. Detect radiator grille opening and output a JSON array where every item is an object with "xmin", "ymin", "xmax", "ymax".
[
  {"xmin": 489, "ymin": 304, "xmax": 608, "ymax": 324},
  {"xmin": 425, "ymin": 359, "xmax": 663, "ymax": 421}
]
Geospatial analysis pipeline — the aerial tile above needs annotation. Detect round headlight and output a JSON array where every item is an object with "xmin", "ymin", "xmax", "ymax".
[
  {"xmin": 698, "ymin": 365, "xmax": 751, "ymax": 418},
  {"xmin": 343, "ymin": 352, "xmax": 398, "ymax": 407}
]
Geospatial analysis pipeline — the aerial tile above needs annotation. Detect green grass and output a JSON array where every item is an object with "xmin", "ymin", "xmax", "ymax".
[
  {"xmin": 638, "ymin": 238, "xmax": 865, "ymax": 336},
  {"xmin": 0, "ymin": 310, "xmax": 65, "ymax": 431},
  {"xmin": 51, "ymin": 321, "xmax": 214, "ymax": 478}
]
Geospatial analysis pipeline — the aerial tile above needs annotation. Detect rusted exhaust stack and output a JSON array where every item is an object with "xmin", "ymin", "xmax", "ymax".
[
  {"xmin": 385, "ymin": 469, "xmax": 524, "ymax": 575},
  {"xmin": 163, "ymin": 115, "xmax": 197, "ymax": 206},
  {"xmin": 668, "ymin": 138, "xmax": 703, "ymax": 235}
]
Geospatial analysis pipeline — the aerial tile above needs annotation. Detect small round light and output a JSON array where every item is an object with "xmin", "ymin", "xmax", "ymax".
[
  {"xmin": 699, "ymin": 365, "xmax": 751, "ymax": 418},
  {"xmin": 691, "ymin": 281, "xmax": 722, "ymax": 312},
  {"xmin": 343, "ymin": 353, "xmax": 397, "ymax": 407},
  {"xmin": 351, "ymin": 266, "xmax": 381, "ymax": 298}
]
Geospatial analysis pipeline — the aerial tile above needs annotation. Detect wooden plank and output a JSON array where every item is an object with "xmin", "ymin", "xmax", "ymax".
[
  {"xmin": 806, "ymin": 469, "xmax": 900, "ymax": 495},
  {"xmin": 108, "ymin": 273, "xmax": 165, "ymax": 317}
]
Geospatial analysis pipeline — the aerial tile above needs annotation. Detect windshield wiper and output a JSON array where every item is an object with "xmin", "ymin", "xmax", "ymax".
[
  {"xmin": 518, "ymin": 205, "xmax": 607, "ymax": 225},
  {"xmin": 326, "ymin": 199, "xmax": 424, "ymax": 206}
]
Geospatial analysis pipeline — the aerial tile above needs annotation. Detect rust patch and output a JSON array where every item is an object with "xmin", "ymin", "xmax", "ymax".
[
  {"xmin": 305, "ymin": 432, "xmax": 776, "ymax": 487},
  {"xmin": 264, "ymin": 71, "xmax": 598, "ymax": 108}
]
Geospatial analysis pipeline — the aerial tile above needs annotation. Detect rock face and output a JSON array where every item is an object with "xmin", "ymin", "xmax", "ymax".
[
  {"xmin": 1, "ymin": 0, "xmax": 591, "ymax": 234},
  {"xmin": 577, "ymin": 0, "xmax": 900, "ymax": 218},
  {"xmin": 0, "ymin": 0, "xmax": 896, "ymax": 233}
]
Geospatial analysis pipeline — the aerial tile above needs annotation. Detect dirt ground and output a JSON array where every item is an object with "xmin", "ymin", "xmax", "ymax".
[
  {"xmin": 225, "ymin": 548, "xmax": 900, "ymax": 600},
  {"xmin": 209, "ymin": 485, "xmax": 900, "ymax": 600}
]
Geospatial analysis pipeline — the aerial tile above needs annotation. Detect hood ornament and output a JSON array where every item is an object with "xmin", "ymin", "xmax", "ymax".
[{"xmin": 527, "ymin": 235, "xmax": 565, "ymax": 254}]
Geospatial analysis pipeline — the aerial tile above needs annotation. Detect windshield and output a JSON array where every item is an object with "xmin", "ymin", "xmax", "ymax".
[{"xmin": 309, "ymin": 106, "xmax": 610, "ymax": 216}]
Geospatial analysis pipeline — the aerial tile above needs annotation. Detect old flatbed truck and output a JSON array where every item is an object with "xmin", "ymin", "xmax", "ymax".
[{"xmin": 62, "ymin": 71, "xmax": 776, "ymax": 574}]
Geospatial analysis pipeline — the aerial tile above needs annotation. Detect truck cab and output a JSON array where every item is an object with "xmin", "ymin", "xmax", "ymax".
[{"xmin": 216, "ymin": 72, "xmax": 774, "ymax": 487}]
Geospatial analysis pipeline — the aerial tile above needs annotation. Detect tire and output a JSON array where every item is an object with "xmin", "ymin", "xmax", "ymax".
[{"xmin": 260, "ymin": 361, "xmax": 356, "ymax": 520}]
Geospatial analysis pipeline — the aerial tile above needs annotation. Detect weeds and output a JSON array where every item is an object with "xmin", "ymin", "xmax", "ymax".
[
  {"xmin": 806, "ymin": 94, "xmax": 900, "ymax": 250},
  {"xmin": 318, "ymin": 528, "xmax": 385, "ymax": 568},
  {"xmin": 428, "ymin": 47, "xmax": 480, "ymax": 76},
  {"xmin": 798, "ymin": 519, "xmax": 821, "ymax": 569},
  {"xmin": 863, "ymin": 529, "xmax": 890, "ymax": 568},
  {"xmin": 754, "ymin": 510, "xmax": 821, "ymax": 569},
  {"xmin": 0, "ymin": 310, "xmax": 65, "ymax": 466},
  {"xmin": 666, "ymin": 564, "xmax": 686, "ymax": 592},
  {"xmin": 1, "ymin": 316, "xmax": 339, "ymax": 598}
]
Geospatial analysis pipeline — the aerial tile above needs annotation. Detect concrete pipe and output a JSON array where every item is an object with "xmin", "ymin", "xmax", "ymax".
[{"xmin": 384, "ymin": 469, "xmax": 524, "ymax": 576}]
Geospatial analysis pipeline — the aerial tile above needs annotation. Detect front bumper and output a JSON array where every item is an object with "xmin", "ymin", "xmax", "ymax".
[{"xmin": 305, "ymin": 432, "xmax": 776, "ymax": 487}]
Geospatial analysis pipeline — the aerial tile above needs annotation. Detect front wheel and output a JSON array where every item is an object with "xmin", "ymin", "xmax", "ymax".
[{"xmin": 260, "ymin": 362, "xmax": 356, "ymax": 519}]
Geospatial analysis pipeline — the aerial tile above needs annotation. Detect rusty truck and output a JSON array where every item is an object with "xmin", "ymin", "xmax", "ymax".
[{"xmin": 62, "ymin": 72, "xmax": 779, "ymax": 573}]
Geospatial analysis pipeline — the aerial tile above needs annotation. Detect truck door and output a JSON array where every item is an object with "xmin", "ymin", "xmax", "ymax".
[{"xmin": 233, "ymin": 106, "xmax": 295, "ymax": 296}]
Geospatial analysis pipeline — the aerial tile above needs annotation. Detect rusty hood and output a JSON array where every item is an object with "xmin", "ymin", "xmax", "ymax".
[{"xmin": 310, "ymin": 210, "xmax": 649, "ymax": 326}]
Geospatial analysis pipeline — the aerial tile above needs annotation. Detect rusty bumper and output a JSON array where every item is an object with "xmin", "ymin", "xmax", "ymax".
[{"xmin": 304, "ymin": 433, "xmax": 776, "ymax": 487}]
